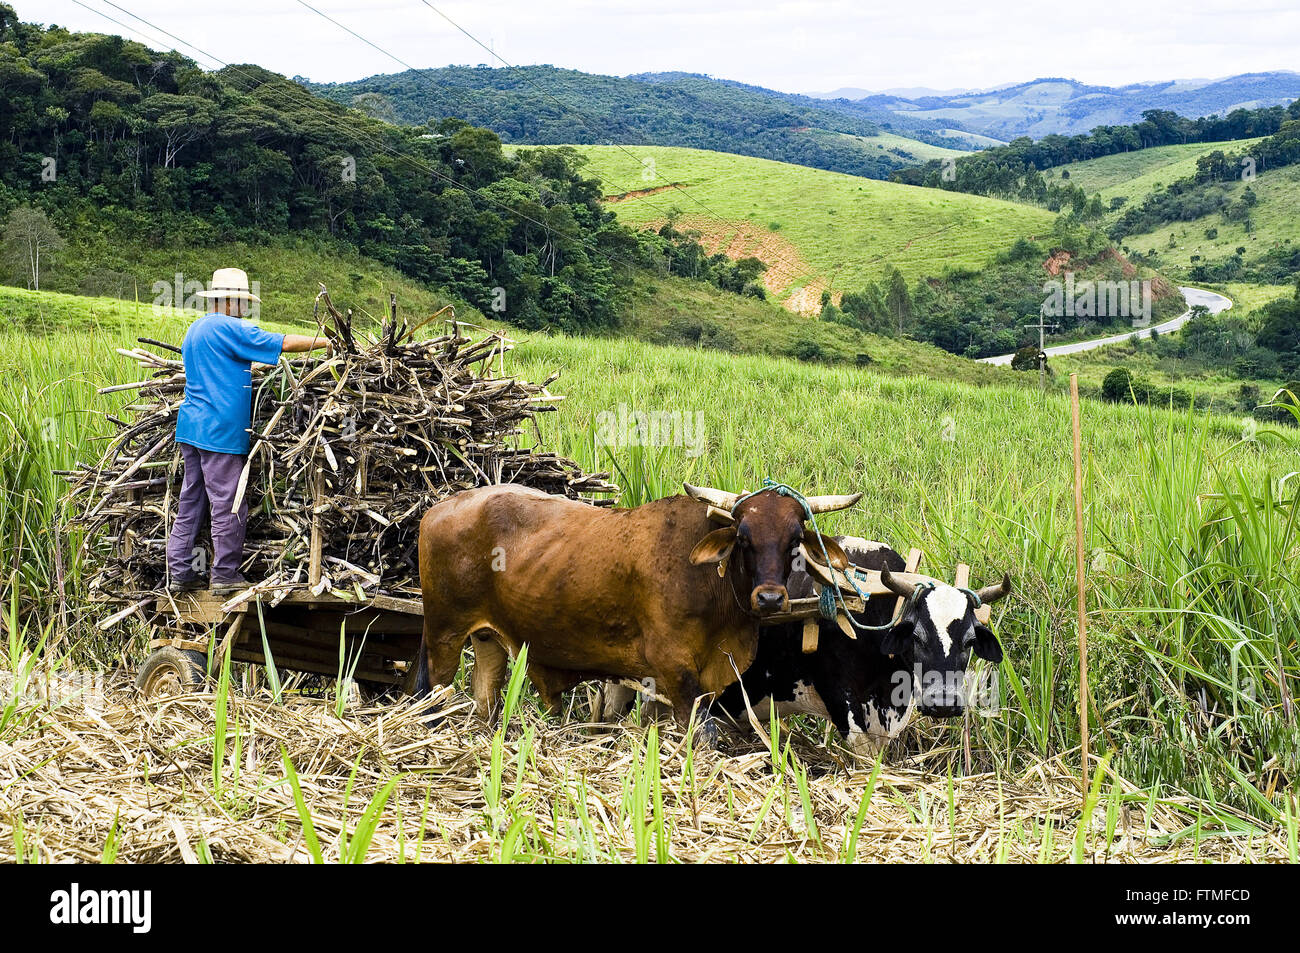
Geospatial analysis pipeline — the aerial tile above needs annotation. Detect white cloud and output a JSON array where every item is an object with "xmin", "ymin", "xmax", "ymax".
[{"xmin": 33, "ymin": 0, "xmax": 1300, "ymax": 92}]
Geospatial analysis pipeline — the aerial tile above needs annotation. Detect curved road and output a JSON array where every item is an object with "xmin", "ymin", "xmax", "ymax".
[{"xmin": 978, "ymin": 286, "xmax": 1232, "ymax": 366}]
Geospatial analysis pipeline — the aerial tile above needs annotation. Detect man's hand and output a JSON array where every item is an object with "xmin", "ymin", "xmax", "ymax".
[{"xmin": 282, "ymin": 334, "xmax": 331, "ymax": 354}]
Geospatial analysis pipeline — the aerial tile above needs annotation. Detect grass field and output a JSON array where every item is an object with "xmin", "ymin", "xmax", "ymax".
[
  {"xmin": 1050, "ymin": 140, "xmax": 1267, "ymax": 203},
  {"xmin": 557, "ymin": 145, "xmax": 1055, "ymax": 306},
  {"xmin": 1118, "ymin": 163, "xmax": 1300, "ymax": 272},
  {"xmin": 1207, "ymin": 280, "xmax": 1298, "ymax": 314},
  {"xmin": 1, "ymin": 283, "xmax": 1297, "ymax": 862},
  {"xmin": 936, "ymin": 128, "xmax": 1008, "ymax": 149},
  {"xmin": 823, "ymin": 129, "xmax": 968, "ymax": 165},
  {"xmin": 623, "ymin": 272, "xmax": 1019, "ymax": 384},
  {"xmin": 1034, "ymin": 138, "xmax": 1296, "ymax": 283}
]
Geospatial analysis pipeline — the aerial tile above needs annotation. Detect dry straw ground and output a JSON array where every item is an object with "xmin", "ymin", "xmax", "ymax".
[{"xmin": 0, "ymin": 667, "xmax": 1288, "ymax": 864}]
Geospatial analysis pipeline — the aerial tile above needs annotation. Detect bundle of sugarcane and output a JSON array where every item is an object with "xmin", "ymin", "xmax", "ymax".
[{"xmin": 62, "ymin": 289, "xmax": 617, "ymax": 627}]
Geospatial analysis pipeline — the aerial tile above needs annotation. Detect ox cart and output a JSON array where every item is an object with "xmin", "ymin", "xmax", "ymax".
[
  {"xmin": 136, "ymin": 587, "xmax": 424, "ymax": 699},
  {"xmin": 135, "ymin": 500, "xmax": 993, "ymax": 704},
  {"xmin": 135, "ymin": 550, "xmax": 989, "ymax": 703},
  {"xmin": 132, "ymin": 471, "xmax": 426, "ymax": 699},
  {"xmin": 137, "ymin": 509, "xmax": 991, "ymax": 703}
]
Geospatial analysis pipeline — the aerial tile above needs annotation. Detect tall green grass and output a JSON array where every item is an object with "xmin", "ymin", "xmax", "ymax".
[
  {"xmin": 509, "ymin": 335, "xmax": 1299, "ymax": 820},
  {"xmin": 2, "ymin": 292, "xmax": 1297, "ymax": 823}
]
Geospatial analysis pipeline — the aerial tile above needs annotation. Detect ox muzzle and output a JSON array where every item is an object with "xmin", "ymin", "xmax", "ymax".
[{"xmin": 751, "ymin": 585, "xmax": 789, "ymax": 614}]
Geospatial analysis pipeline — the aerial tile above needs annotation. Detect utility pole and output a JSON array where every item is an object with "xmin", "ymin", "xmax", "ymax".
[{"xmin": 1025, "ymin": 307, "xmax": 1060, "ymax": 391}]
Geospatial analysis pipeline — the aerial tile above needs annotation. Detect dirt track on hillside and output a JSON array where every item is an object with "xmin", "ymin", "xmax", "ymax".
[
  {"xmin": 640, "ymin": 215, "xmax": 833, "ymax": 314},
  {"xmin": 602, "ymin": 183, "xmax": 685, "ymax": 204}
]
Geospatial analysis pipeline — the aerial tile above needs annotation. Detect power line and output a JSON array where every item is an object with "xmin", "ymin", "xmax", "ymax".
[
  {"xmin": 71, "ymin": 0, "xmax": 646, "ymax": 278},
  {"xmin": 289, "ymin": 0, "xmax": 701, "ymax": 243},
  {"xmin": 287, "ymin": 0, "xmax": 812, "ymax": 294},
  {"xmin": 414, "ymin": 0, "xmax": 816, "ymax": 282},
  {"xmin": 295, "ymin": 0, "xmax": 813, "ymax": 282}
]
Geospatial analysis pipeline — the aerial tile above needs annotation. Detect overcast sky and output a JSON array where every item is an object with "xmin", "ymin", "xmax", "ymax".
[{"xmin": 32, "ymin": 0, "xmax": 1300, "ymax": 93}]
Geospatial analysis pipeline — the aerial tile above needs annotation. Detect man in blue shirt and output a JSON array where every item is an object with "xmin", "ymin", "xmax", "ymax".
[{"xmin": 165, "ymin": 268, "xmax": 329, "ymax": 594}]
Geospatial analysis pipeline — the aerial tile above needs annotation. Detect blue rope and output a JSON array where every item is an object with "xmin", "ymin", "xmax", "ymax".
[
  {"xmin": 732, "ymin": 478, "xmax": 925, "ymax": 633},
  {"xmin": 817, "ymin": 583, "xmax": 837, "ymax": 620}
]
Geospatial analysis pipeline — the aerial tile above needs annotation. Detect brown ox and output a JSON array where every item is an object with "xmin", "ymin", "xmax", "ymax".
[{"xmin": 415, "ymin": 483, "xmax": 860, "ymax": 740}]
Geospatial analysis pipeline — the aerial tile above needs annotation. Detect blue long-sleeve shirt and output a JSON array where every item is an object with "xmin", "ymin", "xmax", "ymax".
[{"xmin": 176, "ymin": 313, "xmax": 284, "ymax": 455}]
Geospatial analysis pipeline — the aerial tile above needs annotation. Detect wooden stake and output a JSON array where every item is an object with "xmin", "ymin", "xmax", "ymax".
[
  {"xmin": 954, "ymin": 563, "xmax": 973, "ymax": 777},
  {"xmin": 309, "ymin": 468, "xmax": 324, "ymax": 589},
  {"xmin": 1070, "ymin": 374, "xmax": 1089, "ymax": 794}
]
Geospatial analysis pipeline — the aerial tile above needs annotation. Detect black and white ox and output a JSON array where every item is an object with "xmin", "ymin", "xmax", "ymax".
[{"xmin": 715, "ymin": 537, "xmax": 1011, "ymax": 755}]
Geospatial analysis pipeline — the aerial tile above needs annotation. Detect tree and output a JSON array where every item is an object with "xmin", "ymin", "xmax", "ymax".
[
  {"xmin": 141, "ymin": 93, "xmax": 216, "ymax": 167},
  {"xmin": 3, "ymin": 206, "xmax": 65, "ymax": 291},
  {"xmin": 1255, "ymin": 292, "xmax": 1300, "ymax": 372},
  {"xmin": 885, "ymin": 267, "xmax": 912, "ymax": 336}
]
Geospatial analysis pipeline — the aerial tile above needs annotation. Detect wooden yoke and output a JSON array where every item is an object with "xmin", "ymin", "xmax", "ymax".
[
  {"xmin": 700, "ymin": 504, "xmax": 995, "ymax": 648},
  {"xmin": 896, "ymin": 548, "xmax": 923, "ymax": 621},
  {"xmin": 954, "ymin": 563, "xmax": 992, "ymax": 625},
  {"xmin": 781, "ymin": 548, "xmax": 997, "ymax": 648}
]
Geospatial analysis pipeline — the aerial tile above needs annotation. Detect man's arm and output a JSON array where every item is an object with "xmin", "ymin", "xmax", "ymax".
[{"xmin": 281, "ymin": 334, "xmax": 331, "ymax": 353}]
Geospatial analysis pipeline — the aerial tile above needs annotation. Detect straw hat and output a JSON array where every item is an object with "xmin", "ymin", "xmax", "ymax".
[{"xmin": 196, "ymin": 267, "xmax": 262, "ymax": 303}]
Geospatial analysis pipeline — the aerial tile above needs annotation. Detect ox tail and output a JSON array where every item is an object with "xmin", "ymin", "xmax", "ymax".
[{"xmin": 412, "ymin": 637, "xmax": 430, "ymax": 697}]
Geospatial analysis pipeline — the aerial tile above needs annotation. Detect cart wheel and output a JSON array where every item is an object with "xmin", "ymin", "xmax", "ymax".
[{"xmin": 136, "ymin": 647, "xmax": 208, "ymax": 698}]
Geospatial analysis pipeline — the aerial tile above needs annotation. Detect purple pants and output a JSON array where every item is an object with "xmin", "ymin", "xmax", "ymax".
[{"xmin": 165, "ymin": 443, "xmax": 249, "ymax": 582}]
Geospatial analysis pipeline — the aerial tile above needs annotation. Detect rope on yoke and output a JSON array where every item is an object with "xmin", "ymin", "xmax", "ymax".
[
  {"xmin": 817, "ymin": 583, "xmax": 837, "ymax": 621},
  {"xmin": 733, "ymin": 478, "xmax": 926, "ymax": 634}
]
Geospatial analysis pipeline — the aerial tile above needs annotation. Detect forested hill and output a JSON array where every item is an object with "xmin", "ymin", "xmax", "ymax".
[
  {"xmin": 306, "ymin": 66, "xmax": 980, "ymax": 180},
  {"xmin": 0, "ymin": 7, "xmax": 772, "ymax": 333},
  {"xmin": 894, "ymin": 100, "xmax": 1300, "ymax": 201}
]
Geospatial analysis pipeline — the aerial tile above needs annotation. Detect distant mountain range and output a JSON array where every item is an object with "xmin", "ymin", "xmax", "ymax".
[
  {"xmin": 808, "ymin": 72, "xmax": 1300, "ymax": 139},
  {"xmin": 308, "ymin": 67, "xmax": 1300, "ymax": 181},
  {"xmin": 307, "ymin": 66, "xmax": 989, "ymax": 180}
]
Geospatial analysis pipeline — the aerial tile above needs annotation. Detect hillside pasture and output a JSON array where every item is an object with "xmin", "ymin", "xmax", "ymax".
[
  {"xmin": 555, "ymin": 145, "xmax": 1055, "ymax": 305},
  {"xmin": 1051, "ymin": 139, "xmax": 1267, "ymax": 202},
  {"xmin": 1117, "ymin": 163, "xmax": 1300, "ymax": 274}
]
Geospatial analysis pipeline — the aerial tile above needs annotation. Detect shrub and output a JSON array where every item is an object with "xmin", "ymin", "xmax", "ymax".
[
  {"xmin": 1010, "ymin": 344, "xmax": 1041, "ymax": 371},
  {"xmin": 791, "ymin": 335, "xmax": 828, "ymax": 362},
  {"xmin": 1102, "ymin": 367, "xmax": 1134, "ymax": 402}
]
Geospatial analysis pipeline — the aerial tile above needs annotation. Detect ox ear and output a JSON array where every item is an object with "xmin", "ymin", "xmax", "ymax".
[
  {"xmin": 690, "ymin": 527, "xmax": 737, "ymax": 565},
  {"xmin": 802, "ymin": 530, "xmax": 850, "ymax": 571},
  {"xmin": 879, "ymin": 620, "xmax": 914, "ymax": 658},
  {"xmin": 971, "ymin": 623, "xmax": 1003, "ymax": 663}
]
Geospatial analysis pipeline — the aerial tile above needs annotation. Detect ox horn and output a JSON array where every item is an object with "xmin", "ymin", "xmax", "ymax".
[
  {"xmin": 804, "ymin": 492, "xmax": 863, "ymax": 514},
  {"xmin": 879, "ymin": 567, "xmax": 916, "ymax": 599},
  {"xmin": 683, "ymin": 484, "xmax": 741, "ymax": 510},
  {"xmin": 975, "ymin": 573, "xmax": 1012, "ymax": 605}
]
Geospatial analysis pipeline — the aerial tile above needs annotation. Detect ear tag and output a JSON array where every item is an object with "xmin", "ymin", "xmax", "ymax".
[{"xmin": 717, "ymin": 554, "xmax": 729, "ymax": 578}]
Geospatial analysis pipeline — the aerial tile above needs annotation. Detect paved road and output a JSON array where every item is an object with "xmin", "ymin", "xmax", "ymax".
[{"xmin": 978, "ymin": 286, "xmax": 1233, "ymax": 366}]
